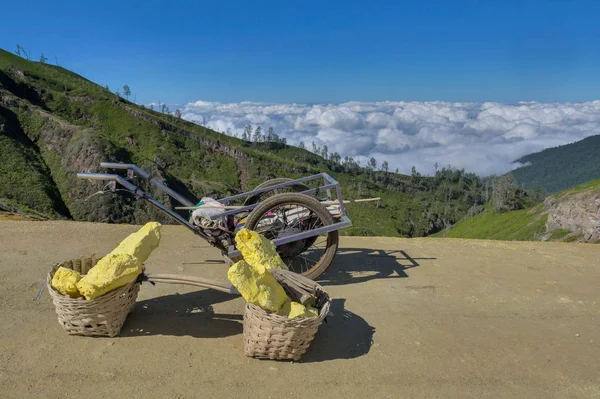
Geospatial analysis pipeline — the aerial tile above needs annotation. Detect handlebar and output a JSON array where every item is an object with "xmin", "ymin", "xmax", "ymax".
[{"xmin": 79, "ymin": 162, "xmax": 193, "ymax": 207}]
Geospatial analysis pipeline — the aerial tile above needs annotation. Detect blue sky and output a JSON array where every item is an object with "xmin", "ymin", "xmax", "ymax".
[{"xmin": 1, "ymin": 0, "xmax": 599, "ymax": 105}]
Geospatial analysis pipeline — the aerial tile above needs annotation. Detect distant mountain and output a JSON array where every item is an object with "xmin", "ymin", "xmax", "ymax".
[
  {"xmin": 435, "ymin": 179, "xmax": 600, "ymax": 243},
  {"xmin": 511, "ymin": 135, "xmax": 600, "ymax": 193}
]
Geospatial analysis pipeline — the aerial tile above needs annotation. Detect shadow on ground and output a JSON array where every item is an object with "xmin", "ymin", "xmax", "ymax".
[
  {"xmin": 121, "ymin": 286, "xmax": 373, "ymax": 362},
  {"xmin": 301, "ymin": 298, "xmax": 375, "ymax": 363},
  {"xmin": 121, "ymin": 289, "xmax": 242, "ymax": 338},
  {"xmin": 318, "ymin": 248, "xmax": 436, "ymax": 286}
]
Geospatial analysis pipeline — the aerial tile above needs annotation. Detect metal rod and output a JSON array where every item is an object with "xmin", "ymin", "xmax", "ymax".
[
  {"xmin": 148, "ymin": 177, "xmax": 194, "ymax": 207},
  {"xmin": 100, "ymin": 162, "xmax": 151, "ymax": 179},
  {"xmin": 175, "ymin": 205, "xmax": 247, "ymax": 210},
  {"xmin": 215, "ymin": 173, "xmax": 329, "ymax": 203},
  {"xmin": 34, "ymin": 281, "xmax": 46, "ymax": 301},
  {"xmin": 322, "ymin": 173, "xmax": 339, "ymax": 186},
  {"xmin": 142, "ymin": 195, "xmax": 199, "ymax": 233},
  {"xmin": 207, "ymin": 183, "xmax": 339, "ymax": 220},
  {"xmin": 321, "ymin": 197, "xmax": 380, "ymax": 205},
  {"xmin": 318, "ymin": 173, "xmax": 347, "ymax": 217},
  {"xmin": 77, "ymin": 172, "xmax": 202, "ymax": 236},
  {"xmin": 77, "ymin": 173, "xmax": 138, "ymax": 191},
  {"xmin": 100, "ymin": 162, "xmax": 194, "ymax": 207},
  {"xmin": 175, "ymin": 195, "xmax": 379, "ymax": 210},
  {"xmin": 336, "ymin": 185, "xmax": 347, "ymax": 216}
]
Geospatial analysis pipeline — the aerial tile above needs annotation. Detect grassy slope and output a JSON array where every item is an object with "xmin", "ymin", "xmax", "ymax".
[
  {"xmin": 434, "ymin": 205, "xmax": 548, "ymax": 241},
  {"xmin": 436, "ymin": 179, "xmax": 600, "ymax": 241},
  {"xmin": 0, "ymin": 107, "xmax": 69, "ymax": 218},
  {"xmin": 553, "ymin": 178, "xmax": 600, "ymax": 199}
]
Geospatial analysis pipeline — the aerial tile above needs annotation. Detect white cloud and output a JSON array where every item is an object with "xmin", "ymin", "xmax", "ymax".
[{"xmin": 182, "ymin": 99, "xmax": 600, "ymax": 176}]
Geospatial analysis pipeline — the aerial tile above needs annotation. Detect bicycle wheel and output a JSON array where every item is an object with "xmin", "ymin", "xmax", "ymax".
[{"xmin": 244, "ymin": 193, "xmax": 339, "ymax": 280}]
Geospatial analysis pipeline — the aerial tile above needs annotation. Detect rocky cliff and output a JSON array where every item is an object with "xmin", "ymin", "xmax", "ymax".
[{"xmin": 543, "ymin": 181, "xmax": 600, "ymax": 242}]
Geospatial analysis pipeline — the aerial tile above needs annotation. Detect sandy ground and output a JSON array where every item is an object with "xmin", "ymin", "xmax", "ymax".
[{"xmin": 0, "ymin": 220, "xmax": 599, "ymax": 399}]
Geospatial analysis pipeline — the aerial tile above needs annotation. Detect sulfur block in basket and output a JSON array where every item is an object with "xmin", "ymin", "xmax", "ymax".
[
  {"xmin": 227, "ymin": 260, "xmax": 290, "ymax": 312},
  {"xmin": 76, "ymin": 254, "xmax": 142, "ymax": 300},
  {"xmin": 107, "ymin": 221, "xmax": 162, "ymax": 263},
  {"xmin": 234, "ymin": 228, "xmax": 288, "ymax": 273},
  {"xmin": 278, "ymin": 301, "xmax": 319, "ymax": 319},
  {"xmin": 51, "ymin": 267, "xmax": 83, "ymax": 298},
  {"xmin": 76, "ymin": 222, "xmax": 162, "ymax": 300}
]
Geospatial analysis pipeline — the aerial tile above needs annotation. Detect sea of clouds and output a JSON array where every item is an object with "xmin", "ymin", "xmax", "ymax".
[{"xmin": 179, "ymin": 100, "xmax": 600, "ymax": 176}]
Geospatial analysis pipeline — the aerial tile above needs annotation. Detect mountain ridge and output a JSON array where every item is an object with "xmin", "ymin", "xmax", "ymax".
[{"xmin": 511, "ymin": 134, "xmax": 600, "ymax": 193}]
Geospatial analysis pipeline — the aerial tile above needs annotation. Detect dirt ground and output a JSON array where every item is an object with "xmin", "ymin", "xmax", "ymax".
[{"xmin": 0, "ymin": 220, "xmax": 599, "ymax": 399}]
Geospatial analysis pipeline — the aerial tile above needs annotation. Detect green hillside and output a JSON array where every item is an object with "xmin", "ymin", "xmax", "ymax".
[
  {"xmin": 436, "ymin": 179, "xmax": 600, "ymax": 242},
  {"xmin": 511, "ymin": 135, "xmax": 600, "ymax": 193},
  {"xmin": 433, "ymin": 204, "xmax": 548, "ymax": 241},
  {"xmin": 0, "ymin": 48, "xmax": 506, "ymax": 236}
]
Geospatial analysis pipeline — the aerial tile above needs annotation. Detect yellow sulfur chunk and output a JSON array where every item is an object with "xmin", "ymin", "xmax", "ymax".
[
  {"xmin": 234, "ymin": 228, "xmax": 287, "ymax": 273},
  {"xmin": 76, "ymin": 253, "xmax": 142, "ymax": 300},
  {"xmin": 51, "ymin": 267, "xmax": 82, "ymax": 298},
  {"xmin": 306, "ymin": 307, "xmax": 319, "ymax": 317},
  {"xmin": 278, "ymin": 301, "xmax": 319, "ymax": 319},
  {"xmin": 76, "ymin": 221, "xmax": 162, "ymax": 300},
  {"xmin": 227, "ymin": 260, "xmax": 290, "ymax": 312},
  {"xmin": 107, "ymin": 222, "xmax": 162, "ymax": 264}
]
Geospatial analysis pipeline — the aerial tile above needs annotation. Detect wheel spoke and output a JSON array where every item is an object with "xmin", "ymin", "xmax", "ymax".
[{"xmin": 244, "ymin": 195, "xmax": 338, "ymax": 279}]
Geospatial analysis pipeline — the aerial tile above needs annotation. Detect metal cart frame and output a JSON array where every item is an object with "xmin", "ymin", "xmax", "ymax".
[{"xmin": 77, "ymin": 162, "xmax": 352, "ymax": 274}]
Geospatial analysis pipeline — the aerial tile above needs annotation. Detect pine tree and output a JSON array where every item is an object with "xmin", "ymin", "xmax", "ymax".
[
  {"xmin": 123, "ymin": 85, "xmax": 131, "ymax": 100},
  {"xmin": 253, "ymin": 126, "xmax": 262, "ymax": 143},
  {"xmin": 266, "ymin": 127, "xmax": 275, "ymax": 142},
  {"xmin": 491, "ymin": 174, "xmax": 526, "ymax": 213},
  {"xmin": 243, "ymin": 125, "xmax": 253, "ymax": 142},
  {"xmin": 330, "ymin": 152, "xmax": 341, "ymax": 164},
  {"xmin": 369, "ymin": 157, "xmax": 377, "ymax": 170},
  {"xmin": 382, "ymin": 160, "xmax": 389, "ymax": 173}
]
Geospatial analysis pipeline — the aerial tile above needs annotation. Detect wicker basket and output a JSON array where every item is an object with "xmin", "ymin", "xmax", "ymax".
[
  {"xmin": 243, "ymin": 268, "xmax": 331, "ymax": 361},
  {"xmin": 46, "ymin": 255, "xmax": 141, "ymax": 337}
]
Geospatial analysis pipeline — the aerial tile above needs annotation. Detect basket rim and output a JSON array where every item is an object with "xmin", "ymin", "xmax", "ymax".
[
  {"xmin": 245, "ymin": 293, "xmax": 331, "ymax": 323},
  {"xmin": 46, "ymin": 275, "xmax": 138, "ymax": 302},
  {"xmin": 46, "ymin": 255, "xmax": 143, "ymax": 302}
]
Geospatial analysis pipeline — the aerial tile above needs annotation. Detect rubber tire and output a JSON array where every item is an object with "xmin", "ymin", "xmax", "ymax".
[
  {"xmin": 244, "ymin": 192, "xmax": 339, "ymax": 281},
  {"xmin": 243, "ymin": 178, "xmax": 311, "ymax": 206}
]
